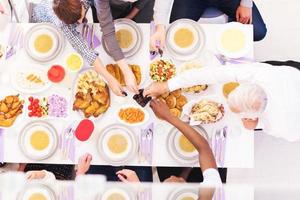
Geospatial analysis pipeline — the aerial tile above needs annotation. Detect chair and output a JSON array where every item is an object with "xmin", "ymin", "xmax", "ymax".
[{"xmin": 198, "ymin": 7, "xmax": 228, "ymax": 24}]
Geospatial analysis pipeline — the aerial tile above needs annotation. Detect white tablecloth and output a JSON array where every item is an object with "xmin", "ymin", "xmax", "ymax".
[{"xmin": 0, "ymin": 23, "xmax": 254, "ymax": 168}]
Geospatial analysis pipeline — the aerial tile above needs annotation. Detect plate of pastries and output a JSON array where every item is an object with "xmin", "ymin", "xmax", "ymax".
[
  {"xmin": 106, "ymin": 63, "xmax": 142, "ymax": 86},
  {"xmin": 158, "ymin": 89, "xmax": 188, "ymax": 118},
  {"xmin": 73, "ymin": 69, "xmax": 110, "ymax": 119}
]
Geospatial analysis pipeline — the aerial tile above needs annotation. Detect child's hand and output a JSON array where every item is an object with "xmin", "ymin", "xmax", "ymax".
[
  {"xmin": 76, "ymin": 153, "xmax": 92, "ymax": 176},
  {"xmin": 163, "ymin": 176, "xmax": 186, "ymax": 183},
  {"xmin": 26, "ymin": 170, "xmax": 46, "ymax": 180},
  {"xmin": 116, "ymin": 169, "xmax": 140, "ymax": 183}
]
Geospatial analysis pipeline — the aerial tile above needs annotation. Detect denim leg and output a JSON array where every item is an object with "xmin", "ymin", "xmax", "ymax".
[
  {"xmin": 251, "ymin": 3, "xmax": 267, "ymax": 41},
  {"xmin": 170, "ymin": 0, "xmax": 208, "ymax": 23},
  {"xmin": 217, "ymin": 0, "xmax": 267, "ymax": 41}
]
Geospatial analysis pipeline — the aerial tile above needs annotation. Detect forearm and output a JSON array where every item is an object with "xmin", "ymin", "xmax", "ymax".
[
  {"xmin": 166, "ymin": 116, "xmax": 217, "ymax": 171},
  {"xmin": 126, "ymin": 7, "xmax": 140, "ymax": 19},
  {"xmin": 240, "ymin": 0, "xmax": 253, "ymax": 8},
  {"xmin": 116, "ymin": 58, "xmax": 130, "ymax": 73},
  {"xmin": 93, "ymin": 57, "xmax": 115, "ymax": 82},
  {"xmin": 95, "ymin": 0, "xmax": 125, "ymax": 61}
]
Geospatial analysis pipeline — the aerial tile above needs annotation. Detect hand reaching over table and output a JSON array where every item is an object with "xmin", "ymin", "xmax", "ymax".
[
  {"xmin": 76, "ymin": 153, "xmax": 92, "ymax": 176},
  {"xmin": 150, "ymin": 24, "xmax": 166, "ymax": 52},
  {"xmin": 150, "ymin": 99, "xmax": 172, "ymax": 121},
  {"xmin": 116, "ymin": 169, "xmax": 140, "ymax": 183},
  {"xmin": 116, "ymin": 59, "xmax": 139, "ymax": 94},
  {"xmin": 144, "ymin": 82, "xmax": 169, "ymax": 98}
]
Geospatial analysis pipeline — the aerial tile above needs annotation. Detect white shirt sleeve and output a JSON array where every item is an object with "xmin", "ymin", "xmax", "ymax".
[
  {"xmin": 168, "ymin": 64, "xmax": 260, "ymax": 92},
  {"xmin": 240, "ymin": 0, "xmax": 253, "ymax": 8},
  {"xmin": 201, "ymin": 168, "xmax": 222, "ymax": 186},
  {"xmin": 153, "ymin": 0, "xmax": 174, "ymax": 26},
  {"xmin": 41, "ymin": 170, "xmax": 56, "ymax": 182}
]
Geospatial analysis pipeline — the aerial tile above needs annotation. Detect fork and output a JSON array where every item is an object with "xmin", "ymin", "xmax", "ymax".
[{"xmin": 6, "ymin": 25, "xmax": 22, "ymax": 59}]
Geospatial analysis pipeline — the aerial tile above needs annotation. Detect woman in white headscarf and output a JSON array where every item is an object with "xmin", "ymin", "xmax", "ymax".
[{"xmin": 144, "ymin": 62, "xmax": 300, "ymax": 142}]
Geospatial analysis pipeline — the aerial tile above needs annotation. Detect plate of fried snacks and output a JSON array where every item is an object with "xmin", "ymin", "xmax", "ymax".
[
  {"xmin": 150, "ymin": 59, "xmax": 176, "ymax": 82},
  {"xmin": 73, "ymin": 69, "xmax": 110, "ymax": 119},
  {"xmin": 0, "ymin": 94, "xmax": 24, "ymax": 128},
  {"xmin": 106, "ymin": 63, "xmax": 143, "ymax": 86},
  {"xmin": 182, "ymin": 96, "xmax": 225, "ymax": 125},
  {"xmin": 158, "ymin": 89, "xmax": 187, "ymax": 118},
  {"xmin": 117, "ymin": 105, "xmax": 149, "ymax": 126}
]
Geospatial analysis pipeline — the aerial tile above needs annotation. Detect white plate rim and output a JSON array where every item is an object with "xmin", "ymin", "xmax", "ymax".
[
  {"xmin": 97, "ymin": 123, "xmax": 137, "ymax": 166},
  {"xmin": 19, "ymin": 120, "xmax": 58, "ymax": 161}
]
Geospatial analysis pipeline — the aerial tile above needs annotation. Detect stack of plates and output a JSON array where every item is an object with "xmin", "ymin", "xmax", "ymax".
[
  {"xmin": 166, "ymin": 19, "xmax": 206, "ymax": 61},
  {"xmin": 102, "ymin": 18, "xmax": 143, "ymax": 58},
  {"xmin": 98, "ymin": 124, "xmax": 137, "ymax": 166},
  {"xmin": 24, "ymin": 23, "xmax": 65, "ymax": 63},
  {"xmin": 167, "ymin": 125, "xmax": 208, "ymax": 164},
  {"xmin": 19, "ymin": 121, "xmax": 58, "ymax": 161}
]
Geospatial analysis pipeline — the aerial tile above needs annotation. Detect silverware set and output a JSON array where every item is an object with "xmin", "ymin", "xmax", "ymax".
[
  {"xmin": 60, "ymin": 123, "xmax": 76, "ymax": 161},
  {"xmin": 6, "ymin": 25, "xmax": 23, "ymax": 59},
  {"xmin": 137, "ymin": 187, "xmax": 152, "ymax": 200},
  {"xmin": 58, "ymin": 184, "xmax": 74, "ymax": 200},
  {"xmin": 138, "ymin": 124, "xmax": 154, "ymax": 164},
  {"xmin": 211, "ymin": 126, "xmax": 227, "ymax": 167},
  {"xmin": 82, "ymin": 22, "xmax": 96, "ymax": 49},
  {"xmin": 215, "ymin": 54, "xmax": 254, "ymax": 65}
]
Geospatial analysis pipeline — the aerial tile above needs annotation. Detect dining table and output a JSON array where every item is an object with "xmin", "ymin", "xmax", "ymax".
[{"xmin": 0, "ymin": 22, "xmax": 254, "ymax": 168}]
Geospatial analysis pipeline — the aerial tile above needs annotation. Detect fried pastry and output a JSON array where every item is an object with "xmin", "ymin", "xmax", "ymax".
[
  {"xmin": 0, "ymin": 95, "xmax": 24, "ymax": 127},
  {"xmin": 165, "ymin": 95, "xmax": 177, "ymax": 109},
  {"xmin": 106, "ymin": 64, "xmax": 141, "ymax": 86},
  {"xmin": 170, "ymin": 89, "xmax": 181, "ymax": 98},
  {"xmin": 176, "ymin": 95, "xmax": 188, "ymax": 110},
  {"xmin": 170, "ymin": 108, "xmax": 181, "ymax": 118}
]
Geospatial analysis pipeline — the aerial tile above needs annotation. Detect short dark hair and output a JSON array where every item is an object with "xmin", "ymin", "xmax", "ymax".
[{"xmin": 52, "ymin": 0, "xmax": 82, "ymax": 24}]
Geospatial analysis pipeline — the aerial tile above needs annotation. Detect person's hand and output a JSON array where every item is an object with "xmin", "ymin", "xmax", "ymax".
[
  {"xmin": 143, "ymin": 82, "xmax": 169, "ymax": 98},
  {"xmin": 26, "ymin": 170, "xmax": 46, "ymax": 180},
  {"xmin": 76, "ymin": 153, "xmax": 92, "ymax": 176},
  {"xmin": 150, "ymin": 99, "xmax": 172, "ymax": 121},
  {"xmin": 123, "ymin": 66, "xmax": 139, "ymax": 93},
  {"xmin": 150, "ymin": 24, "xmax": 166, "ymax": 52},
  {"xmin": 107, "ymin": 76, "xmax": 125, "ymax": 96},
  {"xmin": 236, "ymin": 6, "xmax": 252, "ymax": 24},
  {"xmin": 163, "ymin": 176, "xmax": 186, "ymax": 183},
  {"xmin": 116, "ymin": 169, "xmax": 140, "ymax": 183}
]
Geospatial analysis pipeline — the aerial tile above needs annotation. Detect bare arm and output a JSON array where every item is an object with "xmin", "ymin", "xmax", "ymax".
[{"xmin": 150, "ymin": 100, "xmax": 217, "ymax": 172}]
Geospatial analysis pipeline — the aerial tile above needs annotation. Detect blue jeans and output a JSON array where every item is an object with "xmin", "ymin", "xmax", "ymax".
[
  {"xmin": 87, "ymin": 165, "xmax": 153, "ymax": 182},
  {"xmin": 170, "ymin": 0, "xmax": 267, "ymax": 41}
]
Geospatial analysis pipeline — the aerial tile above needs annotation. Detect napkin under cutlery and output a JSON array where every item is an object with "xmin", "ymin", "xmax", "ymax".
[
  {"xmin": 81, "ymin": 24, "xmax": 101, "ymax": 49},
  {"xmin": 139, "ymin": 123, "xmax": 154, "ymax": 165},
  {"xmin": 150, "ymin": 21, "xmax": 163, "ymax": 60},
  {"xmin": 60, "ymin": 123, "xmax": 76, "ymax": 162},
  {"xmin": 6, "ymin": 24, "xmax": 24, "ymax": 59},
  {"xmin": 0, "ymin": 129, "xmax": 4, "ymax": 163},
  {"xmin": 211, "ymin": 126, "xmax": 227, "ymax": 167},
  {"xmin": 59, "ymin": 184, "xmax": 74, "ymax": 200},
  {"xmin": 215, "ymin": 54, "xmax": 254, "ymax": 65}
]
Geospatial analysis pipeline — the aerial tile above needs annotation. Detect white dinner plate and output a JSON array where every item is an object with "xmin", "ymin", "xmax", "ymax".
[
  {"xmin": 19, "ymin": 121, "xmax": 58, "ymax": 161},
  {"xmin": 102, "ymin": 18, "xmax": 143, "ymax": 58},
  {"xmin": 168, "ymin": 187, "xmax": 199, "ymax": 200},
  {"xmin": 116, "ymin": 104, "xmax": 149, "ymax": 127},
  {"xmin": 11, "ymin": 68, "xmax": 52, "ymax": 94},
  {"xmin": 216, "ymin": 22, "xmax": 252, "ymax": 58},
  {"xmin": 166, "ymin": 19, "xmax": 206, "ymax": 61},
  {"xmin": 167, "ymin": 125, "xmax": 208, "ymax": 165},
  {"xmin": 24, "ymin": 23, "xmax": 65, "ymax": 63},
  {"xmin": 17, "ymin": 184, "xmax": 56, "ymax": 200},
  {"xmin": 98, "ymin": 124, "xmax": 137, "ymax": 166},
  {"xmin": 99, "ymin": 187, "xmax": 135, "ymax": 200}
]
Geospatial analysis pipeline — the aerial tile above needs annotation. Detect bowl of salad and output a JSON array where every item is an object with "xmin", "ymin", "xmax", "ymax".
[{"xmin": 149, "ymin": 59, "xmax": 176, "ymax": 82}]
